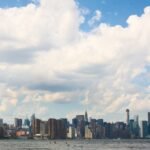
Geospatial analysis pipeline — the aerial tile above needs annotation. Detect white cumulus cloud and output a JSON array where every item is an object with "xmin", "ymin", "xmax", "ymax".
[{"xmin": 0, "ymin": 0, "xmax": 149, "ymax": 122}]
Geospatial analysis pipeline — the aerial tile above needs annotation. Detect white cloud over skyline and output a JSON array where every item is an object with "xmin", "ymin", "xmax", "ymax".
[{"xmin": 0, "ymin": 0, "xmax": 149, "ymax": 122}]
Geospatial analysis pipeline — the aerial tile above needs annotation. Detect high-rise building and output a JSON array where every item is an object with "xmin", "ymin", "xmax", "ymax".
[
  {"xmin": 0, "ymin": 127, "xmax": 4, "ymax": 138},
  {"xmin": 148, "ymin": 112, "xmax": 150, "ymax": 135},
  {"xmin": 0, "ymin": 119, "xmax": 3, "ymax": 127},
  {"xmin": 40, "ymin": 121, "xmax": 48, "ymax": 136},
  {"xmin": 76, "ymin": 115, "xmax": 85, "ymax": 138},
  {"xmin": 47, "ymin": 118, "xmax": 67, "ymax": 139},
  {"xmin": 67, "ymin": 126, "xmax": 75, "ymax": 139},
  {"xmin": 85, "ymin": 125, "xmax": 93, "ymax": 139},
  {"xmin": 72, "ymin": 118, "xmax": 78, "ymax": 128},
  {"xmin": 33, "ymin": 119, "xmax": 41, "ymax": 135},
  {"xmin": 148, "ymin": 112, "xmax": 150, "ymax": 124},
  {"xmin": 48, "ymin": 118, "xmax": 57, "ymax": 139},
  {"xmin": 140, "ymin": 121, "xmax": 148, "ymax": 138},
  {"xmin": 97, "ymin": 119, "xmax": 104, "ymax": 126},
  {"xmin": 56, "ymin": 119, "xmax": 67, "ymax": 139},
  {"xmin": 31, "ymin": 114, "xmax": 35, "ymax": 135},
  {"xmin": 126, "ymin": 109, "xmax": 130, "ymax": 126},
  {"xmin": 89, "ymin": 119, "xmax": 97, "ymax": 138},
  {"xmin": 133, "ymin": 115, "xmax": 140, "ymax": 137},
  {"xmin": 85, "ymin": 111, "xmax": 88, "ymax": 124},
  {"xmin": 14, "ymin": 118, "xmax": 22, "ymax": 129}
]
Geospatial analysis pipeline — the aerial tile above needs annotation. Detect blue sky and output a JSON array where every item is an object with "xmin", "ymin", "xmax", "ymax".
[
  {"xmin": 0, "ymin": 0, "xmax": 149, "ymax": 123},
  {"xmin": 77, "ymin": 0, "xmax": 150, "ymax": 30},
  {"xmin": 1, "ymin": 0, "xmax": 150, "ymax": 29}
]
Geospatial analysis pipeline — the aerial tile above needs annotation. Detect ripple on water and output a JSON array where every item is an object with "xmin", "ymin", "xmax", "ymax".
[{"xmin": 0, "ymin": 139, "xmax": 150, "ymax": 150}]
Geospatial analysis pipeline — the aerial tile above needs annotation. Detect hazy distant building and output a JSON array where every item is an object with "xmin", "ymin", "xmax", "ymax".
[
  {"xmin": 67, "ymin": 126, "xmax": 75, "ymax": 139},
  {"xmin": 76, "ymin": 115, "xmax": 85, "ymax": 138},
  {"xmin": 56, "ymin": 119, "xmax": 67, "ymax": 139},
  {"xmin": 48, "ymin": 118, "xmax": 67, "ymax": 139},
  {"xmin": 97, "ymin": 119, "xmax": 103, "ymax": 126},
  {"xmin": 0, "ymin": 127, "xmax": 4, "ymax": 138},
  {"xmin": 48, "ymin": 118, "xmax": 57, "ymax": 139},
  {"xmin": 84, "ymin": 111, "xmax": 88, "ymax": 125},
  {"xmin": 24, "ymin": 118, "xmax": 30, "ymax": 128},
  {"xmin": 126, "ymin": 109, "xmax": 130, "ymax": 126},
  {"xmin": 148, "ymin": 112, "xmax": 150, "ymax": 124},
  {"xmin": 140, "ymin": 121, "xmax": 148, "ymax": 138},
  {"xmin": 31, "ymin": 114, "xmax": 35, "ymax": 136},
  {"xmin": 14, "ymin": 118, "xmax": 22, "ymax": 129},
  {"xmin": 0, "ymin": 119, "xmax": 3, "ymax": 127},
  {"xmin": 33, "ymin": 119, "xmax": 41, "ymax": 135},
  {"xmin": 95, "ymin": 125, "xmax": 105, "ymax": 138},
  {"xmin": 104, "ymin": 123, "xmax": 113, "ymax": 138},
  {"xmin": 85, "ymin": 126, "xmax": 93, "ymax": 139},
  {"xmin": 89, "ymin": 119, "xmax": 97, "ymax": 138},
  {"xmin": 148, "ymin": 112, "xmax": 150, "ymax": 135},
  {"xmin": 72, "ymin": 118, "xmax": 78, "ymax": 128},
  {"xmin": 132, "ymin": 115, "xmax": 140, "ymax": 137},
  {"xmin": 112, "ymin": 122, "xmax": 130, "ymax": 139},
  {"xmin": 40, "ymin": 121, "xmax": 48, "ymax": 136}
]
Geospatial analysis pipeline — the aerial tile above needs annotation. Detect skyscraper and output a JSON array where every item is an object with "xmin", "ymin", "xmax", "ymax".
[
  {"xmin": 140, "ymin": 121, "xmax": 148, "ymax": 138},
  {"xmin": 85, "ymin": 111, "xmax": 88, "ymax": 124},
  {"xmin": 126, "ymin": 109, "xmax": 130, "ymax": 126},
  {"xmin": 14, "ymin": 118, "xmax": 22, "ymax": 129},
  {"xmin": 148, "ymin": 112, "xmax": 150, "ymax": 135},
  {"xmin": 148, "ymin": 112, "xmax": 150, "ymax": 124},
  {"xmin": 76, "ymin": 115, "xmax": 85, "ymax": 138},
  {"xmin": 0, "ymin": 119, "xmax": 3, "ymax": 127}
]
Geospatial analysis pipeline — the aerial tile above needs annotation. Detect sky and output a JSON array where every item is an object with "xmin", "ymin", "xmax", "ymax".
[{"xmin": 0, "ymin": 0, "xmax": 150, "ymax": 123}]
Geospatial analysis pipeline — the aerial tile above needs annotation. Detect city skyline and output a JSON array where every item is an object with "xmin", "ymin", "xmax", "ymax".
[
  {"xmin": 0, "ymin": 0, "xmax": 150, "ymax": 123},
  {"xmin": 0, "ymin": 110, "xmax": 150, "ymax": 139}
]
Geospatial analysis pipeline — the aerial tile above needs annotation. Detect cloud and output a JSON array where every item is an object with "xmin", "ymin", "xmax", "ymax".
[
  {"xmin": 88, "ymin": 10, "xmax": 102, "ymax": 27},
  {"xmin": 0, "ymin": 0, "xmax": 149, "ymax": 122}
]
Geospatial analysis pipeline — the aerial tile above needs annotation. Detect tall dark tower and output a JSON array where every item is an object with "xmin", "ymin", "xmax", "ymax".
[
  {"xmin": 148, "ymin": 112, "xmax": 150, "ymax": 124},
  {"xmin": 148, "ymin": 112, "xmax": 150, "ymax": 135},
  {"xmin": 85, "ymin": 111, "xmax": 88, "ymax": 123},
  {"xmin": 126, "ymin": 109, "xmax": 130, "ymax": 126}
]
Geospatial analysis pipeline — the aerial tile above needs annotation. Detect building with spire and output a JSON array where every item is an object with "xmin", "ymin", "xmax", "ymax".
[
  {"xmin": 126, "ymin": 109, "xmax": 130, "ymax": 126},
  {"xmin": 85, "ymin": 111, "xmax": 88, "ymax": 124}
]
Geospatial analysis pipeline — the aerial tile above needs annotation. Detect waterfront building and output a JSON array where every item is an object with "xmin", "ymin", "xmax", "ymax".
[
  {"xmin": 140, "ymin": 121, "xmax": 148, "ymax": 138},
  {"xmin": 132, "ymin": 115, "xmax": 140, "ymax": 137},
  {"xmin": 48, "ymin": 118, "xmax": 57, "ymax": 139},
  {"xmin": 95, "ymin": 125, "xmax": 105, "ymax": 138},
  {"xmin": 16, "ymin": 128, "xmax": 29, "ymax": 139},
  {"xmin": 97, "ymin": 119, "xmax": 104, "ymax": 126},
  {"xmin": 84, "ymin": 111, "xmax": 88, "ymax": 125},
  {"xmin": 56, "ymin": 119, "xmax": 67, "ymax": 139},
  {"xmin": 112, "ymin": 122, "xmax": 130, "ymax": 139},
  {"xmin": 14, "ymin": 118, "xmax": 22, "ymax": 129},
  {"xmin": 67, "ymin": 126, "xmax": 75, "ymax": 139},
  {"xmin": 104, "ymin": 123, "xmax": 113, "ymax": 138},
  {"xmin": 148, "ymin": 112, "xmax": 150, "ymax": 124},
  {"xmin": 48, "ymin": 118, "xmax": 67, "ymax": 139},
  {"xmin": 0, "ymin": 127, "xmax": 4, "ymax": 138},
  {"xmin": 0, "ymin": 119, "xmax": 3, "ymax": 127},
  {"xmin": 33, "ymin": 119, "xmax": 41, "ymax": 135},
  {"xmin": 129, "ymin": 119, "xmax": 134, "ymax": 135},
  {"xmin": 126, "ymin": 109, "xmax": 130, "ymax": 126},
  {"xmin": 31, "ymin": 114, "xmax": 36, "ymax": 136},
  {"xmin": 40, "ymin": 121, "xmax": 48, "ymax": 137},
  {"xmin": 89, "ymin": 119, "xmax": 97, "ymax": 138},
  {"xmin": 24, "ymin": 118, "xmax": 30, "ymax": 127},
  {"xmin": 85, "ymin": 126, "xmax": 93, "ymax": 139},
  {"xmin": 76, "ymin": 115, "xmax": 85, "ymax": 138},
  {"xmin": 148, "ymin": 112, "xmax": 150, "ymax": 135},
  {"xmin": 72, "ymin": 118, "xmax": 78, "ymax": 128}
]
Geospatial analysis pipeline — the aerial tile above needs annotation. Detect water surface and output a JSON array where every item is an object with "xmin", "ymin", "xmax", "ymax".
[{"xmin": 0, "ymin": 139, "xmax": 149, "ymax": 150}]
